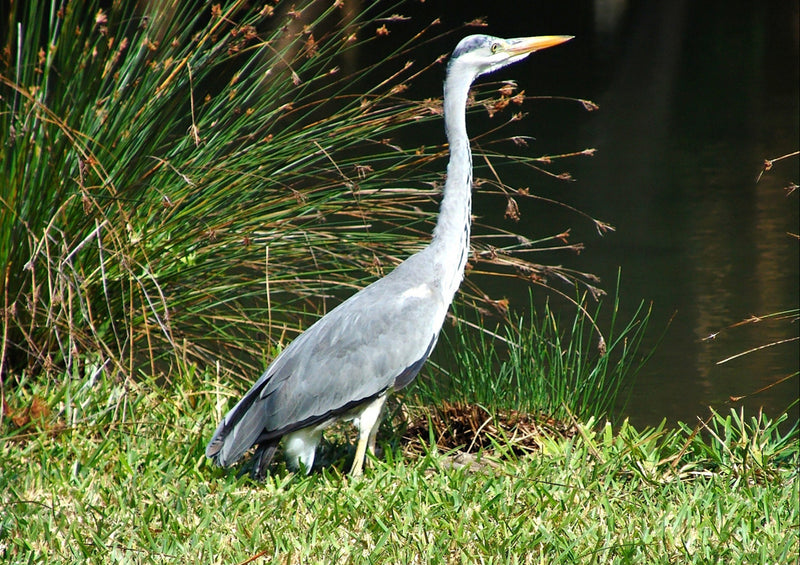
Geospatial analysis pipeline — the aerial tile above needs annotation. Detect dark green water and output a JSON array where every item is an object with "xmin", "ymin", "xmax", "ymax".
[{"xmin": 389, "ymin": 1, "xmax": 799, "ymax": 427}]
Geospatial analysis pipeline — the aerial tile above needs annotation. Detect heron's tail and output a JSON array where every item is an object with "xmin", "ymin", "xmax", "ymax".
[{"xmin": 206, "ymin": 379, "xmax": 271, "ymax": 467}]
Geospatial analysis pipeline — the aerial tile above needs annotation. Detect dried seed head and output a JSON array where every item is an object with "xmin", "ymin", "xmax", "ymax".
[{"xmin": 504, "ymin": 197, "xmax": 520, "ymax": 222}]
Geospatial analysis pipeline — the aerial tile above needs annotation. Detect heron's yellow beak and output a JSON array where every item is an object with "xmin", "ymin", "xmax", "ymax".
[{"xmin": 507, "ymin": 35, "xmax": 574, "ymax": 55}]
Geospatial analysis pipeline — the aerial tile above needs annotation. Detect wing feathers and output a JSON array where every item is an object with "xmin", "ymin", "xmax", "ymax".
[{"xmin": 206, "ymin": 253, "xmax": 446, "ymax": 469}]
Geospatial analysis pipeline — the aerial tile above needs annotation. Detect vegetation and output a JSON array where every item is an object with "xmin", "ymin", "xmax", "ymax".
[
  {"xmin": 0, "ymin": 285, "xmax": 794, "ymax": 564},
  {"xmin": 420, "ymin": 286, "xmax": 655, "ymax": 424},
  {"xmin": 1, "ymin": 0, "xmax": 601, "ymax": 381},
  {"xmin": 1, "ymin": 363, "xmax": 796, "ymax": 563}
]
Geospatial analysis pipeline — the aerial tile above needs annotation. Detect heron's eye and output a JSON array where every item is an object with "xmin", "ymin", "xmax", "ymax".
[{"xmin": 490, "ymin": 42, "xmax": 501, "ymax": 54}]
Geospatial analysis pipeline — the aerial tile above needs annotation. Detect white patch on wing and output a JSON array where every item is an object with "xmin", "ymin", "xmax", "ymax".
[{"xmin": 400, "ymin": 283, "xmax": 433, "ymax": 300}]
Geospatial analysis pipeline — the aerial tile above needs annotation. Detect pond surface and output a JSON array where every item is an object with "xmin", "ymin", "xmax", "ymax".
[{"xmin": 390, "ymin": 1, "xmax": 799, "ymax": 427}]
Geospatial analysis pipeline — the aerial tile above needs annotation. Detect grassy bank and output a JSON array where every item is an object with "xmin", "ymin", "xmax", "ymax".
[{"xmin": 2, "ymin": 365, "xmax": 797, "ymax": 564}]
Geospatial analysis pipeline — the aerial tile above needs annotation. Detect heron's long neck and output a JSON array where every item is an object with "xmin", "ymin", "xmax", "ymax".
[{"xmin": 431, "ymin": 67, "xmax": 475, "ymax": 301}]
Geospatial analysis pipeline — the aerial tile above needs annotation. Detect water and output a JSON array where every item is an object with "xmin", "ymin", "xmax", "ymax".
[
  {"xmin": 393, "ymin": 1, "xmax": 799, "ymax": 427},
  {"xmin": 554, "ymin": 1, "xmax": 799, "ymax": 427}
]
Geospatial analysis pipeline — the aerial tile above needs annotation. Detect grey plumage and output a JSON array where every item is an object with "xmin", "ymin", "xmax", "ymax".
[{"xmin": 206, "ymin": 34, "xmax": 573, "ymax": 477}]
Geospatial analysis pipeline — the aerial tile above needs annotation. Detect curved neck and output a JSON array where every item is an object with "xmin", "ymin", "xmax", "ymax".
[{"xmin": 430, "ymin": 64, "xmax": 476, "ymax": 300}]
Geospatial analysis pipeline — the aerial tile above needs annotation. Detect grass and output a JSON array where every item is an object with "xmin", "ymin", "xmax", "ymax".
[
  {"xmin": 1, "ymin": 332, "xmax": 797, "ymax": 564},
  {"xmin": 420, "ymin": 285, "xmax": 655, "ymax": 424}
]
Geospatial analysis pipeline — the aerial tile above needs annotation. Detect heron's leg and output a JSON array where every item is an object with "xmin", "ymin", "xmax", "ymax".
[
  {"xmin": 366, "ymin": 402, "xmax": 386, "ymax": 457},
  {"xmin": 250, "ymin": 442, "xmax": 279, "ymax": 481},
  {"xmin": 350, "ymin": 394, "xmax": 387, "ymax": 476}
]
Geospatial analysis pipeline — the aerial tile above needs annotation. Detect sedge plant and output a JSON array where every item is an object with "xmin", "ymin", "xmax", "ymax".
[{"xmin": 1, "ymin": 0, "xmax": 603, "ymax": 386}]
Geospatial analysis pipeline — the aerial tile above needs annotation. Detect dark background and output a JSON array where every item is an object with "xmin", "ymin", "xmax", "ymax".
[{"xmin": 368, "ymin": 0, "xmax": 800, "ymax": 427}]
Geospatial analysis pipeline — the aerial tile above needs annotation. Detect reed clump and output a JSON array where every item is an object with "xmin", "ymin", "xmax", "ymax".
[{"xmin": 1, "ymin": 1, "xmax": 602, "ymax": 381}]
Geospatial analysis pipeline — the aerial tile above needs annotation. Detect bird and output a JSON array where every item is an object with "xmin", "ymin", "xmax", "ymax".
[{"xmin": 206, "ymin": 34, "xmax": 573, "ymax": 478}]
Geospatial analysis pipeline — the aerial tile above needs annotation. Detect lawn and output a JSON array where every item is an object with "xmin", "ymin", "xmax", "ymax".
[{"xmin": 2, "ymin": 368, "xmax": 797, "ymax": 564}]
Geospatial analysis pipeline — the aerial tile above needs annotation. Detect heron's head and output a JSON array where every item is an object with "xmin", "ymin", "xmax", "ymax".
[{"xmin": 448, "ymin": 34, "xmax": 573, "ymax": 80}]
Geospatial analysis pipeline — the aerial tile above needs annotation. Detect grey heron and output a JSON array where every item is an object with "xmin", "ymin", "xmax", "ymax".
[{"xmin": 206, "ymin": 34, "xmax": 573, "ymax": 478}]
